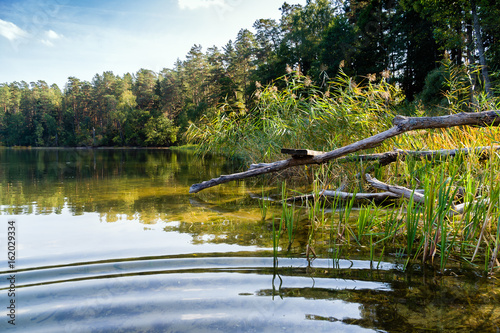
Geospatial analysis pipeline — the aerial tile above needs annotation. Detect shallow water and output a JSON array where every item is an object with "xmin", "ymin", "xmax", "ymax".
[{"xmin": 0, "ymin": 148, "xmax": 499, "ymax": 332}]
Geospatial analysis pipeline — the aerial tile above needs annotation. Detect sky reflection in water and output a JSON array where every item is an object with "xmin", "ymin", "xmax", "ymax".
[{"xmin": 0, "ymin": 149, "xmax": 499, "ymax": 332}]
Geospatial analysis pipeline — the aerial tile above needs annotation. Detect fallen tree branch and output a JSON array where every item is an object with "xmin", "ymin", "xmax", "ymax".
[
  {"xmin": 251, "ymin": 146, "xmax": 500, "ymax": 170},
  {"xmin": 286, "ymin": 190, "xmax": 400, "ymax": 203},
  {"xmin": 364, "ymin": 174, "xmax": 426, "ymax": 203},
  {"xmin": 341, "ymin": 146, "xmax": 500, "ymax": 166},
  {"xmin": 365, "ymin": 174, "xmax": 490, "ymax": 216},
  {"xmin": 190, "ymin": 111, "xmax": 500, "ymax": 193}
]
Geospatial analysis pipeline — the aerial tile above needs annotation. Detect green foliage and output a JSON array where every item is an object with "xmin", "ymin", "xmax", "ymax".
[
  {"xmin": 418, "ymin": 57, "xmax": 500, "ymax": 113},
  {"xmin": 320, "ymin": 15, "xmax": 356, "ymax": 79},
  {"xmin": 187, "ymin": 70, "xmax": 403, "ymax": 162},
  {"xmin": 3, "ymin": 112, "xmax": 25, "ymax": 146},
  {"xmin": 1, "ymin": 0, "xmax": 500, "ymax": 147},
  {"xmin": 419, "ymin": 67, "xmax": 447, "ymax": 107},
  {"xmin": 144, "ymin": 115, "xmax": 179, "ymax": 147}
]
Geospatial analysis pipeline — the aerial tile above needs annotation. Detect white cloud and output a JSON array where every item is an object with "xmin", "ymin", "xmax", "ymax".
[
  {"xmin": 0, "ymin": 19, "xmax": 29, "ymax": 41},
  {"xmin": 178, "ymin": 0, "xmax": 227, "ymax": 10},
  {"xmin": 46, "ymin": 30, "xmax": 62, "ymax": 40},
  {"xmin": 40, "ymin": 30, "xmax": 63, "ymax": 47},
  {"xmin": 41, "ymin": 39, "xmax": 54, "ymax": 47}
]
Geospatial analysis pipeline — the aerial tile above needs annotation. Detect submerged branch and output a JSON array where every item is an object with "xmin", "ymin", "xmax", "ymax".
[
  {"xmin": 286, "ymin": 190, "xmax": 400, "ymax": 203},
  {"xmin": 190, "ymin": 111, "xmax": 500, "ymax": 193}
]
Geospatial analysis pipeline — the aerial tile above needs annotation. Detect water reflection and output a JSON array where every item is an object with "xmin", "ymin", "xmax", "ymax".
[
  {"xmin": 0, "ymin": 148, "xmax": 248, "ymax": 222},
  {"xmin": 1, "ymin": 253, "xmax": 499, "ymax": 332},
  {"xmin": 0, "ymin": 148, "xmax": 499, "ymax": 332},
  {"xmin": 4, "ymin": 256, "xmax": 381, "ymax": 332}
]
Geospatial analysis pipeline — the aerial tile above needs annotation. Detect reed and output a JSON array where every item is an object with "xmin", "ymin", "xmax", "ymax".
[
  {"xmin": 294, "ymin": 145, "xmax": 500, "ymax": 273},
  {"xmin": 405, "ymin": 191, "xmax": 420, "ymax": 264},
  {"xmin": 186, "ymin": 69, "xmax": 399, "ymax": 163},
  {"xmin": 188, "ymin": 65, "xmax": 500, "ymax": 273},
  {"xmin": 272, "ymin": 213, "xmax": 281, "ymax": 261},
  {"xmin": 258, "ymin": 186, "xmax": 269, "ymax": 221},
  {"xmin": 281, "ymin": 182, "xmax": 297, "ymax": 248}
]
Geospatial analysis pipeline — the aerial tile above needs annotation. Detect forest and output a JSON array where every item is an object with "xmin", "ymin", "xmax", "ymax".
[{"xmin": 0, "ymin": 0, "xmax": 499, "ymax": 148}]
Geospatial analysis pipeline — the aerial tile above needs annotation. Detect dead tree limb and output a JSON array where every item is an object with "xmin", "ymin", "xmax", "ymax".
[
  {"xmin": 190, "ymin": 111, "xmax": 500, "ymax": 193},
  {"xmin": 365, "ymin": 174, "xmax": 426, "ymax": 203},
  {"xmin": 340, "ymin": 146, "xmax": 500, "ymax": 166},
  {"xmin": 365, "ymin": 174, "xmax": 490, "ymax": 216},
  {"xmin": 286, "ymin": 190, "xmax": 400, "ymax": 203},
  {"xmin": 252, "ymin": 146, "xmax": 500, "ymax": 170}
]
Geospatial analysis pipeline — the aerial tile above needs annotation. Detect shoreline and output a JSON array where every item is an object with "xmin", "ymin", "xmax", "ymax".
[{"xmin": 0, "ymin": 146, "xmax": 175, "ymax": 150}]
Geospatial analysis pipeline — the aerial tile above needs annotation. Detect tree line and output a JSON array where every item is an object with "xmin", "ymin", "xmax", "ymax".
[{"xmin": 0, "ymin": 0, "xmax": 498, "ymax": 147}]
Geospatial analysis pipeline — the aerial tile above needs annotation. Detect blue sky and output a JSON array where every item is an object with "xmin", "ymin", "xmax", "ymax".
[{"xmin": 0, "ymin": 0, "xmax": 306, "ymax": 89}]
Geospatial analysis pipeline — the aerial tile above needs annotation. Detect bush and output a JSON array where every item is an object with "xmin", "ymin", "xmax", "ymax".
[{"xmin": 144, "ymin": 115, "xmax": 179, "ymax": 146}]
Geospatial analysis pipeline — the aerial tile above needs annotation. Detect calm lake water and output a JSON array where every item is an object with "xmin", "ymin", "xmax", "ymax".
[{"xmin": 0, "ymin": 148, "xmax": 499, "ymax": 332}]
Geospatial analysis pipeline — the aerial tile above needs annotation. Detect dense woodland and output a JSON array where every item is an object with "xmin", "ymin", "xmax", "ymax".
[{"xmin": 1, "ymin": 0, "xmax": 499, "ymax": 147}]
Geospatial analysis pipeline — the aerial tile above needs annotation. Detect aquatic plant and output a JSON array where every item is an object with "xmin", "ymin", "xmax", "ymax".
[
  {"xmin": 186, "ymin": 69, "xmax": 400, "ymax": 163},
  {"xmin": 188, "ymin": 67, "xmax": 500, "ymax": 274}
]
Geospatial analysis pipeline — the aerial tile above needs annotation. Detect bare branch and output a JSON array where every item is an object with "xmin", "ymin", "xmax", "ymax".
[
  {"xmin": 190, "ymin": 111, "xmax": 500, "ymax": 193},
  {"xmin": 364, "ymin": 174, "xmax": 426, "ymax": 203},
  {"xmin": 286, "ymin": 190, "xmax": 400, "ymax": 203}
]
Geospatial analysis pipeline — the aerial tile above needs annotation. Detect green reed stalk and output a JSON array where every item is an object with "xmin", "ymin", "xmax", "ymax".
[
  {"xmin": 337, "ymin": 193, "xmax": 356, "ymax": 246},
  {"xmin": 344, "ymin": 194, "xmax": 355, "ymax": 224},
  {"xmin": 329, "ymin": 189, "xmax": 341, "ymax": 239},
  {"xmin": 436, "ymin": 171, "xmax": 458, "ymax": 271},
  {"xmin": 405, "ymin": 191, "xmax": 421, "ymax": 260},
  {"xmin": 383, "ymin": 208, "xmax": 398, "ymax": 241},
  {"xmin": 377, "ymin": 246, "xmax": 385, "ymax": 269},
  {"xmin": 259, "ymin": 186, "xmax": 269, "ymax": 221},
  {"xmin": 329, "ymin": 189, "xmax": 343, "ymax": 267},
  {"xmin": 281, "ymin": 181, "xmax": 295, "ymax": 248},
  {"xmin": 332, "ymin": 245, "xmax": 341, "ymax": 268},
  {"xmin": 369, "ymin": 234, "xmax": 374, "ymax": 269},
  {"xmin": 491, "ymin": 213, "xmax": 500, "ymax": 271},
  {"xmin": 357, "ymin": 206, "xmax": 370, "ymax": 243},
  {"xmin": 488, "ymin": 183, "xmax": 500, "ymax": 271},
  {"xmin": 422, "ymin": 174, "xmax": 436, "ymax": 263},
  {"xmin": 272, "ymin": 214, "xmax": 278, "ymax": 260},
  {"xmin": 485, "ymin": 243, "xmax": 491, "ymax": 272}
]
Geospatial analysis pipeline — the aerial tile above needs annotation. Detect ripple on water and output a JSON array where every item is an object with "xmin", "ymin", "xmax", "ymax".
[{"xmin": 1, "ymin": 255, "xmax": 390, "ymax": 332}]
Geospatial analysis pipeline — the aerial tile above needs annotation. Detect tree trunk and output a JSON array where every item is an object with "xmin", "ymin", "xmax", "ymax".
[{"xmin": 471, "ymin": 0, "xmax": 493, "ymax": 97}]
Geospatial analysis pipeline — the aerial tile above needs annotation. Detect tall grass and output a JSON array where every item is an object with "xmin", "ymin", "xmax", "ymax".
[
  {"xmin": 188, "ymin": 65, "xmax": 500, "ymax": 273},
  {"xmin": 281, "ymin": 182, "xmax": 297, "ymax": 249},
  {"xmin": 186, "ymin": 69, "xmax": 401, "ymax": 163}
]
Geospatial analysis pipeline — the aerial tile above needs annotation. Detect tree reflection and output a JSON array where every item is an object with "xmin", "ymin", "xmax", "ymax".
[{"xmin": 256, "ymin": 262, "xmax": 500, "ymax": 332}]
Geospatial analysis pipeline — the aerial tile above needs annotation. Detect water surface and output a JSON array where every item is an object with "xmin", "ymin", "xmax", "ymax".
[{"xmin": 0, "ymin": 148, "xmax": 499, "ymax": 332}]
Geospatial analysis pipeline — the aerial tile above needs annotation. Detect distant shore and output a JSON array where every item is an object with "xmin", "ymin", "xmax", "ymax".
[{"xmin": 0, "ymin": 146, "xmax": 190, "ymax": 150}]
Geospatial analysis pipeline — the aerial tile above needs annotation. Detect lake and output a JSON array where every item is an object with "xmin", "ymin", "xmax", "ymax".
[{"xmin": 0, "ymin": 148, "xmax": 499, "ymax": 332}]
